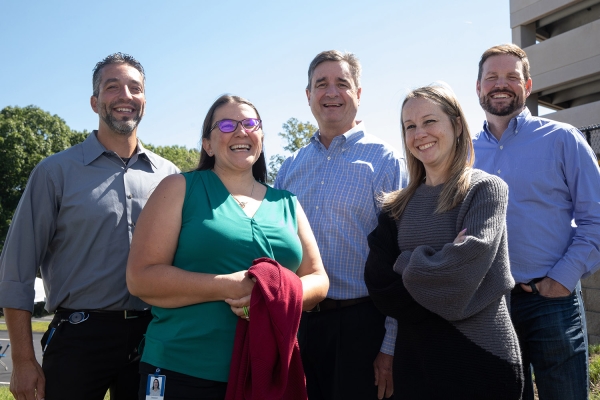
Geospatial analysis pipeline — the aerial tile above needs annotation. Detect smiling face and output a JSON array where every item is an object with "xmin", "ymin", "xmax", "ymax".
[
  {"xmin": 402, "ymin": 97, "xmax": 461, "ymax": 185},
  {"xmin": 202, "ymin": 102, "xmax": 263, "ymax": 176},
  {"xmin": 477, "ymin": 54, "xmax": 531, "ymax": 118},
  {"xmin": 306, "ymin": 60, "xmax": 361, "ymax": 137},
  {"xmin": 91, "ymin": 63, "xmax": 145, "ymax": 136}
]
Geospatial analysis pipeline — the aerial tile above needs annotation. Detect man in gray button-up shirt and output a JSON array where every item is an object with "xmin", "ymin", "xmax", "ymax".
[{"xmin": 0, "ymin": 53, "xmax": 179, "ymax": 400}]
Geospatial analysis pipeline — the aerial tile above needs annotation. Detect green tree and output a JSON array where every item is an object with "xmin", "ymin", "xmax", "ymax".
[
  {"xmin": 268, "ymin": 118, "xmax": 317, "ymax": 183},
  {"xmin": 0, "ymin": 105, "xmax": 88, "ymax": 252},
  {"xmin": 142, "ymin": 143, "xmax": 200, "ymax": 172}
]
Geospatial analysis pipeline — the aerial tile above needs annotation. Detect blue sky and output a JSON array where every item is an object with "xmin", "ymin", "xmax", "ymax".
[{"xmin": 0, "ymin": 1, "xmax": 511, "ymax": 160}]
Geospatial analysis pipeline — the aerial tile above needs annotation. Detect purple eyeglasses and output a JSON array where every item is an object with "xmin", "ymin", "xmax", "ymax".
[{"xmin": 210, "ymin": 118, "xmax": 262, "ymax": 133}]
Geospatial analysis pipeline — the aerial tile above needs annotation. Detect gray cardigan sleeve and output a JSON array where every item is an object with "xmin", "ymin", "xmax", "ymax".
[{"xmin": 393, "ymin": 175, "xmax": 514, "ymax": 322}]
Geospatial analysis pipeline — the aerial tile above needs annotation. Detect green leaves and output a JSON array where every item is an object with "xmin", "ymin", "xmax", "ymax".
[
  {"xmin": 141, "ymin": 143, "xmax": 200, "ymax": 172},
  {"xmin": 267, "ymin": 118, "xmax": 317, "ymax": 184},
  {"xmin": 280, "ymin": 118, "xmax": 316, "ymax": 154},
  {"xmin": 0, "ymin": 106, "xmax": 87, "ymax": 252}
]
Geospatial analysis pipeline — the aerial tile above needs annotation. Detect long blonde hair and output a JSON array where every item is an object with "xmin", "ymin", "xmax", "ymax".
[{"xmin": 383, "ymin": 85, "xmax": 474, "ymax": 219}]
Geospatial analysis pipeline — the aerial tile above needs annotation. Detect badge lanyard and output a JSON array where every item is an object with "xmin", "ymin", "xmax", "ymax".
[{"xmin": 43, "ymin": 312, "xmax": 90, "ymax": 353}]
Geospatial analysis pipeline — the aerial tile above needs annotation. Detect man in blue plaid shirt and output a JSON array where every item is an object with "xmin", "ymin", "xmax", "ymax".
[{"xmin": 275, "ymin": 50, "xmax": 407, "ymax": 400}]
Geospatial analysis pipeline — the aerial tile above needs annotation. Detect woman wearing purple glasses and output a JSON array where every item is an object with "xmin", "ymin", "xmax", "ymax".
[{"xmin": 127, "ymin": 94, "xmax": 328, "ymax": 399}]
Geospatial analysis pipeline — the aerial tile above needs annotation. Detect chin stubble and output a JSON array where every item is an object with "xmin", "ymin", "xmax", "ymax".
[{"xmin": 101, "ymin": 106, "xmax": 142, "ymax": 135}]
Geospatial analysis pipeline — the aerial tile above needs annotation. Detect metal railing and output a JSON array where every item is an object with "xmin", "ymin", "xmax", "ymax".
[{"xmin": 580, "ymin": 124, "xmax": 600, "ymax": 164}]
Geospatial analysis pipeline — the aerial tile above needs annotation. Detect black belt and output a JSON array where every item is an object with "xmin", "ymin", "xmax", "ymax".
[
  {"xmin": 56, "ymin": 308, "xmax": 151, "ymax": 320},
  {"xmin": 307, "ymin": 297, "xmax": 371, "ymax": 312}
]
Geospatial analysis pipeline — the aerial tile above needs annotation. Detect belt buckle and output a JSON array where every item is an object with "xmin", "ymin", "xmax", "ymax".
[{"xmin": 124, "ymin": 310, "xmax": 138, "ymax": 319}]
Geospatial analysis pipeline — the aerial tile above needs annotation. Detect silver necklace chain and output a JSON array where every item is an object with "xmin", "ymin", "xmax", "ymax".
[{"xmin": 232, "ymin": 181, "xmax": 255, "ymax": 209}]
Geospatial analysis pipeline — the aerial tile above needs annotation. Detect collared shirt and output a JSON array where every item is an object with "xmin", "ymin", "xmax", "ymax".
[
  {"xmin": 0, "ymin": 131, "xmax": 179, "ymax": 313},
  {"xmin": 275, "ymin": 121, "xmax": 408, "ymax": 354},
  {"xmin": 473, "ymin": 108, "xmax": 600, "ymax": 291}
]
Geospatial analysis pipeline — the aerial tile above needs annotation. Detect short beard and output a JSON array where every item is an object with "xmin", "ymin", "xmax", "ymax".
[
  {"xmin": 101, "ymin": 114, "xmax": 141, "ymax": 135},
  {"xmin": 100, "ymin": 101, "xmax": 142, "ymax": 135},
  {"xmin": 479, "ymin": 90, "xmax": 524, "ymax": 117}
]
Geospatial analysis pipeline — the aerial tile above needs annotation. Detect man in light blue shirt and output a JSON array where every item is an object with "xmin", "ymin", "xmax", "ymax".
[
  {"xmin": 473, "ymin": 43, "xmax": 600, "ymax": 400},
  {"xmin": 275, "ymin": 50, "xmax": 407, "ymax": 400}
]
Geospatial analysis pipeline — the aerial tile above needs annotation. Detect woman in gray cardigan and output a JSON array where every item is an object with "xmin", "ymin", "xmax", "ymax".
[{"xmin": 365, "ymin": 84, "xmax": 523, "ymax": 399}]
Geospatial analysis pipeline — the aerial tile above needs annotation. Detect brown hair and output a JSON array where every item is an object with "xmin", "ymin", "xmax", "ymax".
[
  {"xmin": 478, "ymin": 43, "xmax": 530, "ymax": 82},
  {"xmin": 307, "ymin": 50, "xmax": 361, "ymax": 90}
]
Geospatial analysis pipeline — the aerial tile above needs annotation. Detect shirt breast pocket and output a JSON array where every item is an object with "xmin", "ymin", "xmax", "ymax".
[
  {"xmin": 329, "ymin": 161, "xmax": 374, "ymax": 217},
  {"xmin": 506, "ymin": 157, "xmax": 562, "ymax": 202}
]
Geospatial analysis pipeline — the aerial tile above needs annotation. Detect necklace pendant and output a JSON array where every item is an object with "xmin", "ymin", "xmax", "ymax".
[{"xmin": 238, "ymin": 201, "xmax": 247, "ymax": 209}]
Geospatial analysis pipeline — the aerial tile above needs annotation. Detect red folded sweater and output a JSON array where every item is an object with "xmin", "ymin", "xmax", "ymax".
[{"xmin": 225, "ymin": 257, "xmax": 307, "ymax": 400}]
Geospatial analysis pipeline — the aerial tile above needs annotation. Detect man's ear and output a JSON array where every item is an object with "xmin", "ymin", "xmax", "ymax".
[
  {"xmin": 306, "ymin": 88, "xmax": 311, "ymax": 105},
  {"xmin": 476, "ymin": 80, "xmax": 481, "ymax": 97},
  {"xmin": 90, "ymin": 95, "xmax": 98, "ymax": 114},
  {"xmin": 525, "ymin": 78, "xmax": 533, "ymax": 98},
  {"xmin": 356, "ymin": 87, "xmax": 362, "ymax": 105}
]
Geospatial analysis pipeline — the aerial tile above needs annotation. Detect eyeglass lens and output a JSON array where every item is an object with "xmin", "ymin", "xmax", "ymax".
[{"xmin": 218, "ymin": 118, "xmax": 260, "ymax": 133}]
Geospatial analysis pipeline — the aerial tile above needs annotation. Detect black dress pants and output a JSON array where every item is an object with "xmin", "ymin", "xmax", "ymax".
[
  {"xmin": 298, "ymin": 300, "xmax": 386, "ymax": 400},
  {"xmin": 41, "ymin": 311, "xmax": 151, "ymax": 400}
]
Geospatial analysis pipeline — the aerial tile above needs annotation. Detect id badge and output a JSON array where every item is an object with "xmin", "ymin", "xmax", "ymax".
[{"xmin": 146, "ymin": 374, "xmax": 166, "ymax": 400}]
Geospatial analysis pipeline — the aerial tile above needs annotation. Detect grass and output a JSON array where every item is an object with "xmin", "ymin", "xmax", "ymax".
[
  {"xmin": 0, "ymin": 387, "xmax": 109, "ymax": 399},
  {"xmin": 590, "ymin": 344, "xmax": 600, "ymax": 399},
  {"xmin": 0, "ymin": 320, "xmax": 49, "ymax": 334}
]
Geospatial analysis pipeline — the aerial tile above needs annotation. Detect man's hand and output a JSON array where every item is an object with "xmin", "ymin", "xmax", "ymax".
[
  {"xmin": 4, "ymin": 308, "xmax": 45, "ymax": 400},
  {"xmin": 520, "ymin": 277, "xmax": 570, "ymax": 298},
  {"xmin": 10, "ymin": 358, "xmax": 45, "ymax": 400},
  {"xmin": 373, "ymin": 351, "xmax": 394, "ymax": 399}
]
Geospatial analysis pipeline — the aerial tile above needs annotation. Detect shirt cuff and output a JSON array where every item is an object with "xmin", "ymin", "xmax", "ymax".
[
  {"xmin": 0, "ymin": 280, "xmax": 36, "ymax": 313},
  {"xmin": 380, "ymin": 316, "xmax": 397, "ymax": 355},
  {"xmin": 547, "ymin": 259, "xmax": 584, "ymax": 293}
]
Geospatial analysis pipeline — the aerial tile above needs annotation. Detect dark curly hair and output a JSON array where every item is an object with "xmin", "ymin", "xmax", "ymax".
[{"xmin": 92, "ymin": 53, "xmax": 145, "ymax": 97}]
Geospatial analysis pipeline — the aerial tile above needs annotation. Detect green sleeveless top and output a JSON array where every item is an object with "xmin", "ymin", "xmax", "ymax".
[{"xmin": 141, "ymin": 170, "xmax": 302, "ymax": 381}]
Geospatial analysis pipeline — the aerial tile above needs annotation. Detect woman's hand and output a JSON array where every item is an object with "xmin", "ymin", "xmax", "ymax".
[
  {"xmin": 224, "ymin": 271, "xmax": 255, "ymax": 320},
  {"xmin": 453, "ymin": 228, "xmax": 467, "ymax": 245},
  {"xmin": 223, "ymin": 270, "xmax": 255, "ymax": 300},
  {"xmin": 225, "ymin": 295, "xmax": 252, "ymax": 320}
]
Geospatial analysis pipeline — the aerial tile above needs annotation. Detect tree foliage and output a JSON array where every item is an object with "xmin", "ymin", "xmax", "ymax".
[
  {"xmin": 0, "ymin": 106, "xmax": 207, "ymax": 253},
  {"xmin": 0, "ymin": 105, "xmax": 88, "ymax": 251},
  {"xmin": 142, "ymin": 143, "xmax": 200, "ymax": 172},
  {"xmin": 268, "ymin": 118, "xmax": 317, "ymax": 183}
]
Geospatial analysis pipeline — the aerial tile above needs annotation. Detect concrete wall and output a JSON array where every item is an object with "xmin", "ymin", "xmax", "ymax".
[
  {"xmin": 542, "ymin": 99, "xmax": 600, "ymax": 127},
  {"xmin": 583, "ymin": 273, "xmax": 600, "ymax": 345},
  {"xmin": 524, "ymin": 19, "xmax": 600, "ymax": 93}
]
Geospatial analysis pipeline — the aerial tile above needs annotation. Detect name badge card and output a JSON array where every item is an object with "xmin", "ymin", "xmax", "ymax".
[{"xmin": 146, "ymin": 374, "xmax": 166, "ymax": 400}]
